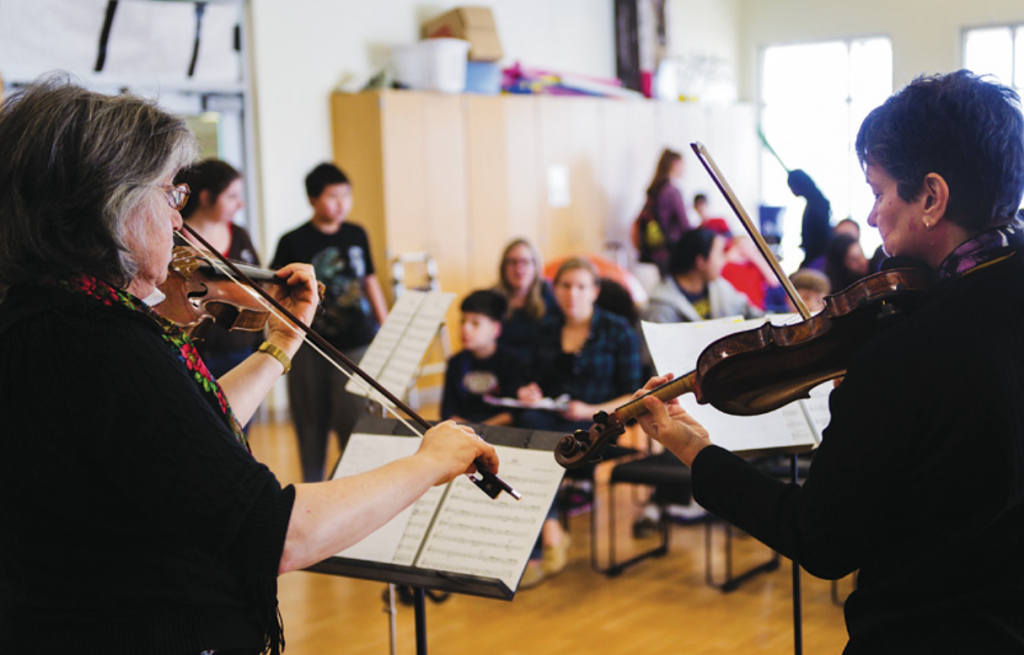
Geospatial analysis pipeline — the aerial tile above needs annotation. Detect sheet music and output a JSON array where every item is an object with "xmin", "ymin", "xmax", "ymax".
[
  {"xmin": 344, "ymin": 290, "xmax": 455, "ymax": 403},
  {"xmin": 376, "ymin": 291, "xmax": 454, "ymax": 397},
  {"xmin": 642, "ymin": 315, "xmax": 830, "ymax": 453},
  {"xmin": 331, "ymin": 434, "xmax": 433, "ymax": 563},
  {"xmin": 391, "ymin": 485, "xmax": 446, "ymax": 566},
  {"xmin": 327, "ymin": 432, "xmax": 564, "ymax": 592},
  {"xmin": 415, "ymin": 445, "xmax": 564, "ymax": 590},
  {"xmin": 345, "ymin": 292, "xmax": 424, "ymax": 398}
]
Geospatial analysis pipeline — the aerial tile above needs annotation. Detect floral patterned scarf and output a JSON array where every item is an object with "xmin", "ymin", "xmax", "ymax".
[
  {"xmin": 935, "ymin": 218, "xmax": 1024, "ymax": 281},
  {"xmin": 59, "ymin": 273, "xmax": 250, "ymax": 452}
]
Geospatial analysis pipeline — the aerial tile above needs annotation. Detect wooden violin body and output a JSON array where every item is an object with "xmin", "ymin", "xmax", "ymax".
[
  {"xmin": 554, "ymin": 267, "xmax": 934, "ymax": 468},
  {"xmin": 156, "ymin": 245, "xmax": 290, "ymax": 340}
]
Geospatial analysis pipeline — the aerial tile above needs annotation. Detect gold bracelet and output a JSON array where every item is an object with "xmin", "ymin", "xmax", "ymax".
[{"xmin": 257, "ymin": 341, "xmax": 292, "ymax": 374}]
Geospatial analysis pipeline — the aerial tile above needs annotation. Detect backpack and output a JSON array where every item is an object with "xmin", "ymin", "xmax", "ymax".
[{"xmin": 632, "ymin": 199, "xmax": 665, "ymax": 264}]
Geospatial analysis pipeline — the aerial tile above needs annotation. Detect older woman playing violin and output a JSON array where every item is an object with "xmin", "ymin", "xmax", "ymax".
[
  {"xmin": 636, "ymin": 70, "xmax": 1024, "ymax": 654},
  {"xmin": 0, "ymin": 79, "xmax": 497, "ymax": 655}
]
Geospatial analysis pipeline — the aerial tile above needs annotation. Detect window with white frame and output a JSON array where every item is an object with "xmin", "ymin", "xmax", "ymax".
[
  {"xmin": 964, "ymin": 25, "xmax": 1024, "ymax": 215},
  {"xmin": 964, "ymin": 24, "xmax": 1024, "ymax": 91},
  {"xmin": 760, "ymin": 38, "xmax": 892, "ymax": 271}
]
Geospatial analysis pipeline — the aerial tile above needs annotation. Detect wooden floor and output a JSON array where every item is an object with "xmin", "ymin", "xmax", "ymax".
[{"xmin": 248, "ymin": 418, "xmax": 852, "ymax": 655}]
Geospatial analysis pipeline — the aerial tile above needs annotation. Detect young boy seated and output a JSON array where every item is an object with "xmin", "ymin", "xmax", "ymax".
[{"xmin": 441, "ymin": 290, "xmax": 527, "ymax": 426}]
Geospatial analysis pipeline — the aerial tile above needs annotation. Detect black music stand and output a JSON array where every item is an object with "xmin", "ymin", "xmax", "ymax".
[{"xmin": 306, "ymin": 417, "xmax": 565, "ymax": 654}]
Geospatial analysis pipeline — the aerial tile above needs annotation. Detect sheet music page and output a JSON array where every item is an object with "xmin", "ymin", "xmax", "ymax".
[
  {"xmin": 642, "ymin": 316, "xmax": 829, "ymax": 453},
  {"xmin": 377, "ymin": 291, "xmax": 455, "ymax": 397},
  {"xmin": 344, "ymin": 291, "xmax": 424, "ymax": 397},
  {"xmin": 799, "ymin": 383, "xmax": 832, "ymax": 446},
  {"xmin": 330, "ymin": 433, "xmax": 442, "ymax": 563},
  {"xmin": 414, "ymin": 445, "xmax": 565, "ymax": 591}
]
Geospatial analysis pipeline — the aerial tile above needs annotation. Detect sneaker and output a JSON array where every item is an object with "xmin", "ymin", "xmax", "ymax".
[
  {"xmin": 543, "ymin": 534, "xmax": 571, "ymax": 577},
  {"xmin": 518, "ymin": 560, "xmax": 545, "ymax": 590}
]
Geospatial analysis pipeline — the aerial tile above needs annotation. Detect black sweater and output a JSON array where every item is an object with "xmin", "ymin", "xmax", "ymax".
[
  {"xmin": 0, "ymin": 286, "xmax": 296, "ymax": 654},
  {"xmin": 692, "ymin": 251, "xmax": 1024, "ymax": 653}
]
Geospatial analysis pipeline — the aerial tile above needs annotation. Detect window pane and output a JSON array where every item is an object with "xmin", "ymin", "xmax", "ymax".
[
  {"xmin": 965, "ymin": 27, "xmax": 1013, "ymax": 86},
  {"xmin": 761, "ymin": 38, "xmax": 890, "ymax": 270},
  {"xmin": 850, "ymin": 38, "xmax": 892, "ymax": 103},
  {"xmin": 763, "ymin": 42, "xmax": 849, "ymax": 105},
  {"xmin": 1016, "ymin": 27, "xmax": 1024, "ymax": 89}
]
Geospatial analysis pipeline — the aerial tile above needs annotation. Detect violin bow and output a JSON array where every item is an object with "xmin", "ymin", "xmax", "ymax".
[
  {"xmin": 690, "ymin": 142, "xmax": 812, "ymax": 321},
  {"xmin": 177, "ymin": 223, "xmax": 522, "ymax": 501}
]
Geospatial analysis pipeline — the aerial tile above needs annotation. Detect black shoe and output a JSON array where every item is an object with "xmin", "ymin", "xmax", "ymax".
[{"xmin": 632, "ymin": 516, "xmax": 659, "ymax": 539}]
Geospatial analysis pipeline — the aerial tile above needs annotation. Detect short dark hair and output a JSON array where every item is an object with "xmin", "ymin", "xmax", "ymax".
[
  {"xmin": 669, "ymin": 227, "xmax": 719, "ymax": 275},
  {"xmin": 175, "ymin": 159, "xmax": 241, "ymax": 219},
  {"xmin": 0, "ymin": 77, "xmax": 195, "ymax": 287},
  {"xmin": 305, "ymin": 163, "xmax": 350, "ymax": 199},
  {"xmin": 461, "ymin": 289, "xmax": 507, "ymax": 322},
  {"xmin": 856, "ymin": 70, "xmax": 1024, "ymax": 231}
]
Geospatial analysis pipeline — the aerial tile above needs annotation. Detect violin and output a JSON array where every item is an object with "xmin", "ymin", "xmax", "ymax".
[
  {"xmin": 554, "ymin": 267, "xmax": 933, "ymax": 468},
  {"xmin": 164, "ymin": 224, "xmax": 521, "ymax": 501},
  {"xmin": 156, "ymin": 244, "xmax": 294, "ymax": 340},
  {"xmin": 553, "ymin": 142, "xmax": 935, "ymax": 469}
]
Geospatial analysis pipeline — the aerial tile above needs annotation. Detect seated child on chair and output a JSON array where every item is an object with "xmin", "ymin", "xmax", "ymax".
[{"xmin": 441, "ymin": 290, "xmax": 527, "ymax": 426}]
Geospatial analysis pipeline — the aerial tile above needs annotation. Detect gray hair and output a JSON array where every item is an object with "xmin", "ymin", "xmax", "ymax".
[{"xmin": 0, "ymin": 76, "xmax": 197, "ymax": 287}]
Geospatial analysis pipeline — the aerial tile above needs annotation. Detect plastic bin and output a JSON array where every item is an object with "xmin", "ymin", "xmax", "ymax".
[
  {"xmin": 465, "ymin": 61, "xmax": 501, "ymax": 95},
  {"xmin": 393, "ymin": 38, "xmax": 470, "ymax": 93}
]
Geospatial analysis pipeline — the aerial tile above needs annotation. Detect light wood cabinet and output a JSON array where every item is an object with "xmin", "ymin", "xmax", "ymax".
[{"xmin": 331, "ymin": 90, "xmax": 758, "ymax": 340}]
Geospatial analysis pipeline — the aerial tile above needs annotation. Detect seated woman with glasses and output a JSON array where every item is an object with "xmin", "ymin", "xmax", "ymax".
[
  {"xmin": 0, "ymin": 78, "xmax": 498, "ymax": 655},
  {"xmin": 494, "ymin": 238, "xmax": 561, "ymax": 361}
]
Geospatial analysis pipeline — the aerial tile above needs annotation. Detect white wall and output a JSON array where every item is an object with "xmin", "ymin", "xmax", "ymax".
[
  {"xmin": 247, "ymin": 0, "xmax": 615, "ymax": 259},
  {"xmin": 737, "ymin": 0, "xmax": 1024, "ymax": 101},
  {"xmin": 665, "ymin": 0, "xmax": 741, "ymax": 102}
]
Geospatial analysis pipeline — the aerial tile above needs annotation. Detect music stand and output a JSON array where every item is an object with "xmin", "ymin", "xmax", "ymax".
[{"xmin": 306, "ymin": 416, "xmax": 566, "ymax": 654}]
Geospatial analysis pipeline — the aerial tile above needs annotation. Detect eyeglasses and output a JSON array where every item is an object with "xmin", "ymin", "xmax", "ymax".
[
  {"xmin": 504, "ymin": 257, "xmax": 535, "ymax": 267},
  {"xmin": 158, "ymin": 183, "xmax": 191, "ymax": 211}
]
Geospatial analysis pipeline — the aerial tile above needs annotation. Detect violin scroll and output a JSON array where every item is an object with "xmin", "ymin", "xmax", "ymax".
[{"xmin": 555, "ymin": 411, "xmax": 627, "ymax": 469}]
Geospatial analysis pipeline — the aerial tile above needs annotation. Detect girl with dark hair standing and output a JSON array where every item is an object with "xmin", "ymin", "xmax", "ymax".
[{"xmin": 638, "ymin": 148, "xmax": 692, "ymax": 274}]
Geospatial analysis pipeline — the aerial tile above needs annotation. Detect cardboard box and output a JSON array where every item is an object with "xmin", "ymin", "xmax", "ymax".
[{"xmin": 422, "ymin": 6, "xmax": 503, "ymax": 62}]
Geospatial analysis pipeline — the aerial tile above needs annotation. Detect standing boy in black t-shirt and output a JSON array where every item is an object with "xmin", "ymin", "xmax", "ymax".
[
  {"xmin": 271, "ymin": 163, "xmax": 389, "ymax": 482},
  {"xmin": 441, "ymin": 290, "xmax": 526, "ymax": 426}
]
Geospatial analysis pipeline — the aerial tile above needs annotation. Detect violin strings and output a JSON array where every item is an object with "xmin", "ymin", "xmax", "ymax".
[{"xmin": 177, "ymin": 234, "xmax": 429, "ymax": 440}]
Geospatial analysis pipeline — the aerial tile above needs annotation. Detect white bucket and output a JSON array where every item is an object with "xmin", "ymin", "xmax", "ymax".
[{"xmin": 393, "ymin": 38, "xmax": 470, "ymax": 93}]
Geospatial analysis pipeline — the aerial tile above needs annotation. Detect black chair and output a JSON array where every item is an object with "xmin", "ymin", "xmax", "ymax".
[
  {"xmin": 592, "ymin": 451, "xmax": 692, "ymax": 576},
  {"xmin": 596, "ymin": 450, "xmax": 782, "ymax": 592}
]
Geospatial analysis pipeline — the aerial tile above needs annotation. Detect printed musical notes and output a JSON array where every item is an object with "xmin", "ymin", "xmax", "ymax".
[
  {"xmin": 417, "ymin": 446, "xmax": 563, "ymax": 589},
  {"xmin": 344, "ymin": 290, "xmax": 455, "ymax": 402},
  {"xmin": 327, "ymin": 432, "xmax": 564, "ymax": 591},
  {"xmin": 331, "ymin": 434, "xmax": 429, "ymax": 563}
]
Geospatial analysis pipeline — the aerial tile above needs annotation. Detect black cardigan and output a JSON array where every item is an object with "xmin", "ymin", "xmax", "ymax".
[
  {"xmin": 0, "ymin": 286, "xmax": 295, "ymax": 654},
  {"xmin": 692, "ymin": 251, "xmax": 1024, "ymax": 653}
]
